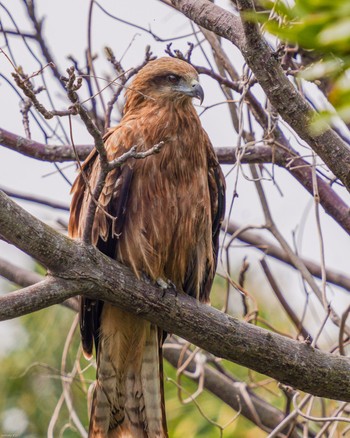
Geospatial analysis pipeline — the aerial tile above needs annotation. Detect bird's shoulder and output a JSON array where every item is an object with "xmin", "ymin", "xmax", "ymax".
[{"xmin": 103, "ymin": 118, "xmax": 145, "ymax": 159}]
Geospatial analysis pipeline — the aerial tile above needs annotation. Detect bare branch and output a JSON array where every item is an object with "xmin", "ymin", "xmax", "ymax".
[
  {"xmin": 12, "ymin": 71, "xmax": 76, "ymax": 119},
  {"xmin": 24, "ymin": 0, "xmax": 64, "ymax": 86},
  {"xmin": 104, "ymin": 46, "xmax": 156, "ymax": 131},
  {"xmin": 0, "ymin": 127, "xmax": 92, "ymax": 162},
  {"xmin": 107, "ymin": 141, "xmax": 164, "ymax": 170},
  {"xmin": 260, "ymin": 258, "xmax": 310, "ymax": 340},
  {"xmin": 235, "ymin": 0, "xmax": 350, "ymax": 192},
  {"xmin": 1, "ymin": 191, "xmax": 350, "ymax": 402},
  {"xmin": 170, "ymin": 0, "xmax": 244, "ymax": 48},
  {"xmin": 164, "ymin": 342, "xmax": 303, "ymax": 437},
  {"xmin": 2, "ymin": 125, "xmax": 350, "ymax": 236},
  {"xmin": 173, "ymin": 0, "xmax": 350, "ymax": 192},
  {"xmin": 0, "ymin": 257, "xmax": 77, "ymax": 313},
  {"xmin": 225, "ymin": 221, "xmax": 350, "ymax": 292},
  {"xmin": 0, "ymin": 259, "xmax": 301, "ymax": 436},
  {"xmin": 1, "ymin": 186, "xmax": 70, "ymax": 211},
  {"xmin": 339, "ymin": 306, "xmax": 350, "ymax": 356},
  {"xmin": 0, "ymin": 256, "xmax": 41, "ymax": 287},
  {"xmin": 0, "ymin": 189, "xmax": 79, "ymax": 272},
  {"xmin": 0, "ymin": 276, "xmax": 82, "ymax": 317},
  {"xmin": 249, "ymin": 164, "xmax": 347, "ymax": 333},
  {"xmin": 63, "ymin": 66, "xmax": 106, "ymax": 160},
  {"xmin": 95, "ymin": 1, "xmax": 200, "ymax": 43}
]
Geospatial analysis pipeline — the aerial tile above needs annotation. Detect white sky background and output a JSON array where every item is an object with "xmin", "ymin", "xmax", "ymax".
[{"xmin": 1, "ymin": 0, "xmax": 350, "ymax": 351}]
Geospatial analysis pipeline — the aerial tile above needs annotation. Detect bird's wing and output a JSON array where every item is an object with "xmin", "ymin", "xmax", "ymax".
[
  {"xmin": 205, "ymin": 155, "xmax": 226, "ymax": 300},
  {"xmin": 68, "ymin": 127, "xmax": 134, "ymax": 358},
  {"xmin": 182, "ymin": 135, "xmax": 226, "ymax": 303}
]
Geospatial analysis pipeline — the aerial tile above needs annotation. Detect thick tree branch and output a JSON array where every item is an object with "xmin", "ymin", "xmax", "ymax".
[
  {"xmin": 1, "ymin": 190, "xmax": 350, "ymax": 402},
  {"xmin": 0, "ymin": 260, "xmax": 299, "ymax": 436},
  {"xmin": 0, "ymin": 190, "xmax": 77, "ymax": 273},
  {"xmin": 0, "ymin": 257, "xmax": 79, "ymax": 312},
  {"xmin": 237, "ymin": 0, "xmax": 350, "ymax": 189},
  {"xmin": 0, "ymin": 276, "xmax": 82, "ymax": 317},
  {"xmin": 170, "ymin": 0, "xmax": 244, "ymax": 47},
  {"xmin": 172, "ymin": 0, "xmax": 350, "ymax": 192}
]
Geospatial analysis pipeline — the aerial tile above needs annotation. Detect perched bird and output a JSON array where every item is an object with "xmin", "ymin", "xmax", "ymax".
[{"xmin": 69, "ymin": 57, "xmax": 225, "ymax": 438}]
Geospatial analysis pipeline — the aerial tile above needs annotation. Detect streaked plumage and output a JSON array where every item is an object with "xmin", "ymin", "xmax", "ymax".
[{"xmin": 69, "ymin": 57, "xmax": 225, "ymax": 437}]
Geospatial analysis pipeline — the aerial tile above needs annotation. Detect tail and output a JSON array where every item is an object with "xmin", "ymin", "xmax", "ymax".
[{"xmin": 88, "ymin": 304, "xmax": 168, "ymax": 438}]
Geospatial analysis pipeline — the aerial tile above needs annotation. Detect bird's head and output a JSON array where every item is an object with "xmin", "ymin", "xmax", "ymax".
[{"xmin": 125, "ymin": 57, "xmax": 204, "ymax": 109}]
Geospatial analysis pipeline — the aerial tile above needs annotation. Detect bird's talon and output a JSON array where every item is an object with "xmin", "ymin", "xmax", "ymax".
[
  {"xmin": 156, "ymin": 278, "xmax": 177, "ymax": 297},
  {"xmin": 156, "ymin": 278, "xmax": 169, "ymax": 289}
]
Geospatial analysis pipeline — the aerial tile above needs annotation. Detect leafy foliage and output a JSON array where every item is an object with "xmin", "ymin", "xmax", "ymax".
[{"xmin": 259, "ymin": 0, "xmax": 350, "ymax": 122}]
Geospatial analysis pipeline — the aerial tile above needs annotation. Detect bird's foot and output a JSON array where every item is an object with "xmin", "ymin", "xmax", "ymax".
[{"xmin": 156, "ymin": 277, "xmax": 177, "ymax": 298}]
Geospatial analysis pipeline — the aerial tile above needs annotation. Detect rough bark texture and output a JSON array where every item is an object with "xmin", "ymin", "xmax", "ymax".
[
  {"xmin": 170, "ymin": 0, "xmax": 243, "ymax": 47},
  {"xmin": 1, "ymin": 190, "xmax": 350, "ymax": 402},
  {"xmin": 0, "ymin": 261, "xmax": 299, "ymax": 435},
  {"xmin": 171, "ymin": 0, "xmax": 350, "ymax": 192}
]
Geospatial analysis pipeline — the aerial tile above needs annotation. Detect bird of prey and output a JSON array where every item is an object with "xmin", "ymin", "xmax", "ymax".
[{"xmin": 69, "ymin": 57, "xmax": 226, "ymax": 437}]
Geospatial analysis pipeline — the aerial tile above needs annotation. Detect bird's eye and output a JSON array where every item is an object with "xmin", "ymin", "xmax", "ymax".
[{"xmin": 167, "ymin": 74, "xmax": 180, "ymax": 84}]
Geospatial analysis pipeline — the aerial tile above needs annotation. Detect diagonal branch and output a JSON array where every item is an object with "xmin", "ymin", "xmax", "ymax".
[
  {"xmin": 164, "ymin": 342, "xmax": 303, "ymax": 437},
  {"xmin": 0, "ymin": 256, "xmax": 41, "ymax": 287},
  {"xmin": 171, "ymin": 0, "xmax": 350, "ymax": 192},
  {"xmin": 170, "ymin": 0, "xmax": 244, "ymax": 48},
  {"xmin": 0, "ymin": 259, "xmax": 300, "ymax": 436},
  {"xmin": 1, "ymin": 190, "xmax": 350, "ymax": 402},
  {"xmin": 0, "ymin": 186, "xmax": 70, "ymax": 211},
  {"xmin": 0, "ymin": 257, "xmax": 79, "ymax": 313},
  {"xmin": 224, "ymin": 221, "xmax": 350, "ymax": 292},
  {"xmin": 24, "ymin": 0, "xmax": 64, "ymax": 87},
  {"xmin": 0, "ymin": 276, "xmax": 82, "ymax": 317}
]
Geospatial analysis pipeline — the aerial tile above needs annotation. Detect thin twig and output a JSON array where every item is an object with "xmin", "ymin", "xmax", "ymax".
[
  {"xmin": 292, "ymin": 393, "xmax": 350, "ymax": 424},
  {"xmin": 249, "ymin": 163, "xmax": 349, "ymax": 335},
  {"xmin": 260, "ymin": 258, "xmax": 310, "ymax": 340},
  {"xmin": 61, "ymin": 315, "xmax": 87, "ymax": 437},
  {"xmin": 267, "ymin": 394, "xmax": 313, "ymax": 438}
]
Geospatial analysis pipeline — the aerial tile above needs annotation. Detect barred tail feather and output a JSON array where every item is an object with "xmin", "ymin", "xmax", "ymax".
[{"xmin": 88, "ymin": 305, "xmax": 167, "ymax": 438}]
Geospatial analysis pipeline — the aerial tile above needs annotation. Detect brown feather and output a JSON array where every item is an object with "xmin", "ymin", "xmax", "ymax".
[{"xmin": 68, "ymin": 57, "xmax": 225, "ymax": 437}]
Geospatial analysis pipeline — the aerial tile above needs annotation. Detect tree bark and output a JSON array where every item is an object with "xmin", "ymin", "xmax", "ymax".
[
  {"xmin": 1, "ymin": 190, "xmax": 350, "ymax": 402},
  {"xmin": 171, "ymin": 0, "xmax": 350, "ymax": 192}
]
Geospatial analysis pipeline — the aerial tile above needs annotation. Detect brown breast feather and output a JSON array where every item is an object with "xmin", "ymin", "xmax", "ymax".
[{"xmin": 68, "ymin": 64, "xmax": 225, "ymax": 437}]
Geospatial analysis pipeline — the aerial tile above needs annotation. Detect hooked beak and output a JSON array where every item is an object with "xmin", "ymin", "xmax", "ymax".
[
  {"xmin": 176, "ymin": 79, "xmax": 204, "ymax": 104},
  {"xmin": 190, "ymin": 80, "xmax": 204, "ymax": 105}
]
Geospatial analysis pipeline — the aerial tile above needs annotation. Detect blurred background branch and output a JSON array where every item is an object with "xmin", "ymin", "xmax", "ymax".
[{"xmin": 1, "ymin": 0, "xmax": 350, "ymax": 436}]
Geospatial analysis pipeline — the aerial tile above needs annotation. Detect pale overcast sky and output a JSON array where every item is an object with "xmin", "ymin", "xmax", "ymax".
[{"xmin": 1, "ymin": 0, "xmax": 350, "ymax": 345}]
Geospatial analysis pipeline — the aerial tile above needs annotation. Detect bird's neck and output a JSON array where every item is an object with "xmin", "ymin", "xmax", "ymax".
[
  {"xmin": 125, "ymin": 98, "xmax": 202, "ymax": 140},
  {"xmin": 123, "ymin": 99, "xmax": 207, "ymax": 168}
]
